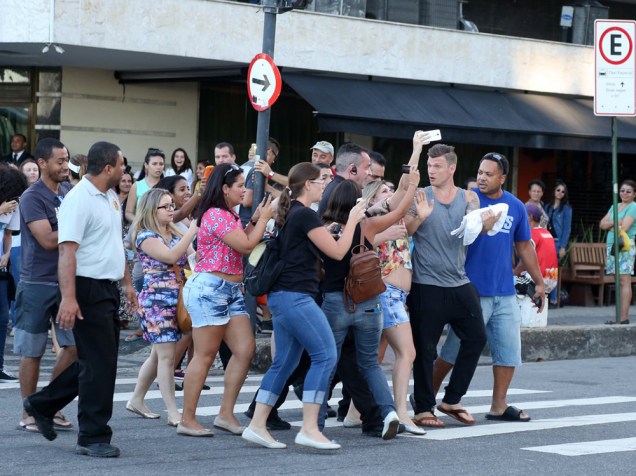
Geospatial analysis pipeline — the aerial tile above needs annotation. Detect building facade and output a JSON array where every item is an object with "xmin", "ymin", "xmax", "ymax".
[{"xmin": 2, "ymin": 0, "xmax": 636, "ymax": 232}]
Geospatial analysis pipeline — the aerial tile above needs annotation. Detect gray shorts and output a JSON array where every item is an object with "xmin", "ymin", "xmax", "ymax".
[{"xmin": 13, "ymin": 281, "xmax": 75, "ymax": 358}]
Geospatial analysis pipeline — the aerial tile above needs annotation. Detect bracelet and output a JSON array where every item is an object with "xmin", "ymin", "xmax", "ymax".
[{"xmin": 250, "ymin": 219, "xmax": 257, "ymax": 226}]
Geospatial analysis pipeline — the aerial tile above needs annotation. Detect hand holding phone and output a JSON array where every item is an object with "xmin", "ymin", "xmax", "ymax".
[
  {"xmin": 203, "ymin": 165, "xmax": 215, "ymax": 180},
  {"xmin": 423, "ymin": 129, "xmax": 442, "ymax": 143}
]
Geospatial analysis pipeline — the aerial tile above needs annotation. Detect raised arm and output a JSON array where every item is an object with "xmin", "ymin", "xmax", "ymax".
[
  {"xmin": 308, "ymin": 202, "xmax": 366, "ymax": 260},
  {"xmin": 139, "ymin": 222, "xmax": 198, "ymax": 265}
]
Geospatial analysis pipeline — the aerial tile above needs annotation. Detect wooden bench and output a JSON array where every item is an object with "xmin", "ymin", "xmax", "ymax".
[{"xmin": 561, "ymin": 243, "xmax": 614, "ymax": 306}]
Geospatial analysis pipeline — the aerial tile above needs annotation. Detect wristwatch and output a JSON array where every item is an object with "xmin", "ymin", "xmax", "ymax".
[{"xmin": 268, "ymin": 171, "xmax": 275, "ymax": 179}]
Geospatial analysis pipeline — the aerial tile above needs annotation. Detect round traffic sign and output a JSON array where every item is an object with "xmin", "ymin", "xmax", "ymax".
[
  {"xmin": 247, "ymin": 53, "xmax": 282, "ymax": 112},
  {"xmin": 599, "ymin": 26, "xmax": 634, "ymax": 65}
]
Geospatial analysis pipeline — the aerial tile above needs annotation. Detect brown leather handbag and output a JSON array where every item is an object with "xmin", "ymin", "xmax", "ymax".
[
  {"xmin": 344, "ymin": 222, "xmax": 386, "ymax": 313},
  {"xmin": 172, "ymin": 265, "xmax": 192, "ymax": 333}
]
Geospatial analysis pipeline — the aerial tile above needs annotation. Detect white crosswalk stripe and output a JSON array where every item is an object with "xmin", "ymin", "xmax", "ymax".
[{"xmin": 522, "ymin": 437, "xmax": 636, "ymax": 456}]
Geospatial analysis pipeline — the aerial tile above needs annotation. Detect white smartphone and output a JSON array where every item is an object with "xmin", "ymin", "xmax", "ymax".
[{"xmin": 424, "ymin": 129, "xmax": 442, "ymax": 142}]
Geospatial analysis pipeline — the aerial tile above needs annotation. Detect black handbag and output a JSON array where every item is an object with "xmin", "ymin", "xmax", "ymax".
[
  {"xmin": 547, "ymin": 209, "xmax": 558, "ymax": 238},
  {"xmin": 0, "ymin": 266, "xmax": 16, "ymax": 301}
]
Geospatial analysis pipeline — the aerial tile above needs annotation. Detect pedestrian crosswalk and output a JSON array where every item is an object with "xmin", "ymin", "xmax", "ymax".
[{"xmin": 2, "ymin": 370, "xmax": 636, "ymax": 457}]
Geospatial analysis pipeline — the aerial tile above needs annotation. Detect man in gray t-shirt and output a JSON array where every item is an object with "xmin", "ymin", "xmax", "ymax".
[
  {"xmin": 14, "ymin": 138, "xmax": 76, "ymax": 433},
  {"xmin": 404, "ymin": 143, "xmax": 493, "ymax": 429}
]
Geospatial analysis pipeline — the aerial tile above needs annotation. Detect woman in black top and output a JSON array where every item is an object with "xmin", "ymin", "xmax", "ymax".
[
  {"xmin": 242, "ymin": 163, "xmax": 366, "ymax": 451},
  {"xmin": 320, "ymin": 168, "xmax": 419, "ymax": 439}
]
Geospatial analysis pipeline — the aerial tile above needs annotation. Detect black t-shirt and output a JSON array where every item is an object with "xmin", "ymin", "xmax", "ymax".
[
  {"xmin": 322, "ymin": 223, "xmax": 371, "ymax": 293},
  {"xmin": 272, "ymin": 201, "xmax": 324, "ymax": 294}
]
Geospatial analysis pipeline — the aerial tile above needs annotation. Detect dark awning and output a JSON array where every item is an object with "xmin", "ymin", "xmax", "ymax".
[{"xmin": 284, "ymin": 74, "xmax": 636, "ymax": 154}]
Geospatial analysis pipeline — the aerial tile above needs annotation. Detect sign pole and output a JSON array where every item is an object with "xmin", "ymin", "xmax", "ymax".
[
  {"xmin": 252, "ymin": 0, "xmax": 277, "ymax": 214},
  {"xmin": 611, "ymin": 116, "xmax": 621, "ymax": 324}
]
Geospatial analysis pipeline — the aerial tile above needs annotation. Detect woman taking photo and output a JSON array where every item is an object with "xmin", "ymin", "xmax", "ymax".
[
  {"xmin": 164, "ymin": 148, "xmax": 194, "ymax": 188},
  {"xmin": 545, "ymin": 180, "xmax": 572, "ymax": 306},
  {"xmin": 179, "ymin": 163, "xmax": 273, "ymax": 437},
  {"xmin": 243, "ymin": 163, "xmax": 366, "ymax": 450},
  {"xmin": 600, "ymin": 179, "xmax": 636, "ymax": 325},
  {"xmin": 319, "ymin": 168, "xmax": 419, "ymax": 440},
  {"xmin": 126, "ymin": 189, "xmax": 197, "ymax": 426},
  {"xmin": 360, "ymin": 179, "xmax": 424, "ymax": 435}
]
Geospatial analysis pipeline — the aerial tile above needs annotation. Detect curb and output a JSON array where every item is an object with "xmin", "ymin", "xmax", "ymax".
[{"xmin": 251, "ymin": 325, "xmax": 636, "ymax": 373}]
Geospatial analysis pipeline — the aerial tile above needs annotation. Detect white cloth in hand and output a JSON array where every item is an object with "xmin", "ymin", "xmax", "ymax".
[{"xmin": 450, "ymin": 203, "xmax": 509, "ymax": 245}]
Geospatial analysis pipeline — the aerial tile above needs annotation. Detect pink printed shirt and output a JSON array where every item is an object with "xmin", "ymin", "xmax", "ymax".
[{"xmin": 195, "ymin": 208, "xmax": 244, "ymax": 275}]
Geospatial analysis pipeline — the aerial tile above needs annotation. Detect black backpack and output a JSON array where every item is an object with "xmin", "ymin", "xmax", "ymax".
[{"xmin": 244, "ymin": 228, "xmax": 286, "ymax": 297}]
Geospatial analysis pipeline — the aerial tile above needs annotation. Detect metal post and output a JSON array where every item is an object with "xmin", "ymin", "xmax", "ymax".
[
  {"xmin": 252, "ymin": 0, "xmax": 278, "ymax": 214},
  {"xmin": 611, "ymin": 116, "xmax": 621, "ymax": 323}
]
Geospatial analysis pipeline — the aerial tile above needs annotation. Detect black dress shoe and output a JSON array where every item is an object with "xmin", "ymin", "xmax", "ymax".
[
  {"xmin": 362, "ymin": 426, "xmax": 383, "ymax": 438},
  {"xmin": 326, "ymin": 407, "xmax": 337, "ymax": 419},
  {"xmin": 244, "ymin": 407, "xmax": 254, "ymax": 419},
  {"xmin": 266, "ymin": 413, "xmax": 291, "ymax": 431},
  {"xmin": 75, "ymin": 443, "xmax": 120, "ymax": 458},
  {"xmin": 23, "ymin": 397, "xmax": 56, "ymax": 441}
]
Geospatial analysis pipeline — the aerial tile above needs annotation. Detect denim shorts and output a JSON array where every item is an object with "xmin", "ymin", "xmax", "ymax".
[
  {"xmin": 183, "ymin": 273, "xmax": 247, "ymax": 327},
  {"xmin": 379, "ymin": 283, "xmax": 410, "ymax": 330},
  {"xmin": 439, "ymin": 295, "xmax": 521, "ymax": 367}
]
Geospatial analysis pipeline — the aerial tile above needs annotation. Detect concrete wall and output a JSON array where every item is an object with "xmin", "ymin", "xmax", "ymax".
[
  {"xmin": 42, "ymin": 0, "xmax": 594, "ymax": 97},
  {"xmin": 60, "ymin": 68, "xmax": 199, "ymax": 169}
]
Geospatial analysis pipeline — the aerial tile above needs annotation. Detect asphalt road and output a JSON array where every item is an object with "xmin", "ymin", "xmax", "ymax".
[{"xmin": 1, "ymin": 348, "xmax": 635, "ymax": 476}]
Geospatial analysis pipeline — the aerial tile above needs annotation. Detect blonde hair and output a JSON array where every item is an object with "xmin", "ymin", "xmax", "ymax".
[
  {"xmin": 362, "ymin": 180, "xmax": 385, "ymax": 206},
  {"xmin": 132, "ymin": 188, "xmax": 182, "ymax": 252}
]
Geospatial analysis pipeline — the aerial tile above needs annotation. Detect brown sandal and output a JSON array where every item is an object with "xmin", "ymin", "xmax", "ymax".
[{"xmin": 414, "ymin": 414, "xmax": 446, "ymax": 428}]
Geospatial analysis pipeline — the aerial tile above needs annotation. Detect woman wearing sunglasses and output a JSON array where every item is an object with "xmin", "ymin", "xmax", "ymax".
[
  {"xmin": 545, "ymin": 180, "xmax": 572, "ymax": 307},
  {"xmin": 600, "ymin": 179, "xmax": 636, "ymax": 324}
]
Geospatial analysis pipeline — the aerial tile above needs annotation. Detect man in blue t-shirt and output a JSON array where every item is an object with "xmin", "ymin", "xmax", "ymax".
[{"xmin": 434, "ymin": 152, "xmax": 544, "ymax": 423}]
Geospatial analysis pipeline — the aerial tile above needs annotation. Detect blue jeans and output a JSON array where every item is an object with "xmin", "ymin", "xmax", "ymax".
[
  {"xmin": 320, "ymin": 292, "xmax": 396, "ymax": 426},
  {"xmin": 257, "ymin": 291, "xmax": 337, "ymax": 406},
  {"xmin": 439, "ymin": 295, "xmax": 522, "ymax": 367},
  {"xmin": 10, "ymin": 246, "xmax": 20, "ymax": 326},
  {"xmin": 0, "ymin": 280, "xmax": 9, "ymax": 369}
]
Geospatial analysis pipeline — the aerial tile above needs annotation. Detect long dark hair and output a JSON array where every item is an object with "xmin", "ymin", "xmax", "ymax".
[
  {"xmin": 321, "ymin": 180, "xmax": 361, "ymax": 225},
  {"xmin": 0, "ymin": 166, "xmax": 28, "ymax": 202},
  {"xmin": 137, "ymin": 148, "xmax": 165, "ymax": 181},
  {"xmin": 170, "ymin": 148, "xmax": 193, "ymax": 175},
  {"xmin": 549, "ymin": 180, "xmax": 569, "ymax": 209},
  {"xmin": 195, "ymin": 163, "xmax": 242, "ymax": 226},
  {"xmin": 155, "ymin": 175, "xmax": 187, "ymax": 195},
  {"xmin": 275, "ymin": 162, "xmax": 320, "ymax": 229}
]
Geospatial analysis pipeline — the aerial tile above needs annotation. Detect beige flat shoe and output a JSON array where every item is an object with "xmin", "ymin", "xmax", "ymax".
[
  {"xmin": 176, "ymin": 422, "xmax": 214, "ymax": 437},
  {"xmin": 213, "ymin": 416, "xmax": 246, "ymax": 435},
  {"xmin": 126, "ymin": 401, "xmax": 160, "ymax": 419}
]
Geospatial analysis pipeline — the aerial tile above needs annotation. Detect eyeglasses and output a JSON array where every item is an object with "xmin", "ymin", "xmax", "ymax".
[
  {"xmin": 147, "ymin": 148, "xmax": 164, "ymax": 155},
  {"xmin": 157, "ymin": 203, "xmax": 176, "ymax": 211},
  {"xmin": 620, "ymin": 189, "xmax": 634, "ymax": 194},
  {"xmin": 555, "ymin": 189, "xmax": 565, "ymax": 193},
  {"xmin": 224, "ymin": 164, "xmax": 240, "ymax": 176}
]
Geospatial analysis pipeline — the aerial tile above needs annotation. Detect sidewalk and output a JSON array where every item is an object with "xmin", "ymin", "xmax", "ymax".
[{"xmin": 114, "ymin": 304, "xmax": 636, "ymax": 372}]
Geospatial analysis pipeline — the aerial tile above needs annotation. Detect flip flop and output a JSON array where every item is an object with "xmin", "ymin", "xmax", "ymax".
[
  {"xmin": 18, "ymin": 420, "xmax": 40, "ymax": 433},
  {"xmin": 53, "ymin": 414, "xmax": 73, "ymax": 431},
  {"xmin": 485, "ymin": 405, "xmax": 531, "ymax": 422},
  {"xmin": 413, "ymin": 414, "xmax": 445, "ymax": 428},
  {"xmin": 436, "ymin": 405, "xmax": 475, "ymax": 425}
]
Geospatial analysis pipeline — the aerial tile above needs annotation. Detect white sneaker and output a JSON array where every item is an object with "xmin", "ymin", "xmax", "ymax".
[{"xmin": 382, "ymin": 410, "xmax": 399, "ymax": 440}]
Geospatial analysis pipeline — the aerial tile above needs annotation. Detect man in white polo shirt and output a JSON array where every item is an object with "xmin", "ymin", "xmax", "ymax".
[{"xmin": 23, "ymin": 141, "xmax": 137, "ymax": 458}]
